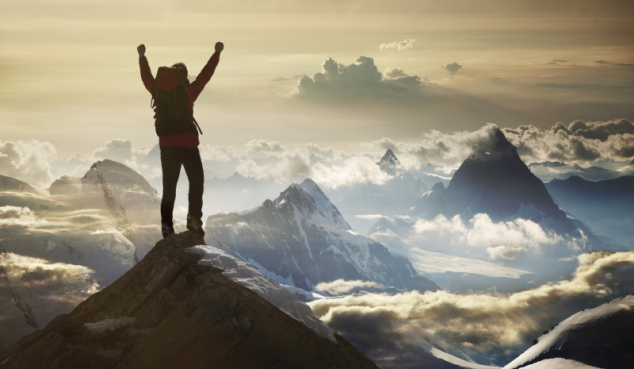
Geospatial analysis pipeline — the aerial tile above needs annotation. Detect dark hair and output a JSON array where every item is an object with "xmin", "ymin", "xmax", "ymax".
[{"xmin": 172, "ymin": 62, "xmax": 188, "ymax": 78}]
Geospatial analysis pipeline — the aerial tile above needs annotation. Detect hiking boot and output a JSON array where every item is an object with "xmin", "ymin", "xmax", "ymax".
[
  {"xmin": 186, "ymin": 218, "xmax": 205, "ymax": 234},
  {"xmin": 161, "ymin": 223, "xmax": 175, "ymax": 238}
]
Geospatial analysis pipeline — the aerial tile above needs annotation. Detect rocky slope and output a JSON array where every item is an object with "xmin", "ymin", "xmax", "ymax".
[
  {"xmin": 0, "ymin": 232, "xmax": 378, "ymax": 369},
  {"xmin": 206, "ymin": 178, "xmax": 438, "ymax": 293}
]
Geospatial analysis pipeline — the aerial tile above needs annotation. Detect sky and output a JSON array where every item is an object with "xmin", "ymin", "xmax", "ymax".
[{"xmin": 1, "ymin": 0, "xmax": 633, "ymax": 159}]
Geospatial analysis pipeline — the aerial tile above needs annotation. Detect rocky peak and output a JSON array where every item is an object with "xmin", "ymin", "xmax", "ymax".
[
  {"xmin": 428, "ymin": 129, "xmax": 574, "ymax": 232},
  {"xmin": 274, "ymin": 178, "xmax": 351, "ymax": 230},
  {"xmin": 0, "ymin": 231, "xmax": 378, "ymax": 369},
  {"xmin": 377, "ymin": 149, "xmax": 402, "ymax": 175}
]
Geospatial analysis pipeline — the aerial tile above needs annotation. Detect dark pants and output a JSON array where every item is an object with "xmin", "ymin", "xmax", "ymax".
[{"xmin": 160, "ymin": 146, "xmax": 204, "ymax": 227}]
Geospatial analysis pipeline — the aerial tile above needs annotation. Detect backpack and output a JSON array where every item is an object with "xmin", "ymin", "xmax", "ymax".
[{"xmin": 151, "ymin": 66, "xmax": 203, "ymax": 136}]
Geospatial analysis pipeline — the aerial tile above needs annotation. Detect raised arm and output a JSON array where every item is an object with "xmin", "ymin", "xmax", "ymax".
[
  {"xmin": 137, "ymin": 44, "xmax": 154, "ymax": 94},
  {"xmin": 189, "ymin": 42, "xmax": 224, "ymax": 101}
]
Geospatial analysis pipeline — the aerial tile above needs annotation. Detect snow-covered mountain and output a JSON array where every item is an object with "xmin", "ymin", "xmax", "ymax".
[
  {"xmin": 205, "ymin": 178, "xmax": 438, "ymax": 293},
  {"xmin": 0, "ymin": 174, "xmax": 39, "ymax": 194},
  {"xmin": 0, "ymin": 162, "xmax": 164, "ymax": 349},
  {"xmin": 505, "ymin": 295, "xmax": 634, "ymax": 369}
]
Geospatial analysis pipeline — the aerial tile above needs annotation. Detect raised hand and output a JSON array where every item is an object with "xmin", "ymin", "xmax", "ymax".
[
  {"xmin": 215, "ymin": 42, "xmax": 224, "ymax": 53},
  {"xmin": 137, "ymin": 44, "xmax": 146, "ymax": 57}
]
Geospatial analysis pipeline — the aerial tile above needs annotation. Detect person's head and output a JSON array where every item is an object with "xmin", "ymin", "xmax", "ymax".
[{"xmin": 172, "ymin": 62, "xmax": 188, "ymax": 78}]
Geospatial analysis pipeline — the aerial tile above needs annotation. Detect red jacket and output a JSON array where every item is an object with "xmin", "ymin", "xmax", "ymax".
[{"xmin": 139, "ymin": 53, "xmax": 220, "ymax": 147}]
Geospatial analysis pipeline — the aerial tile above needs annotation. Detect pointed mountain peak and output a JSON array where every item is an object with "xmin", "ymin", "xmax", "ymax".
[
  {"xmin": 378, "ymin": 149, "xmax": 402, "ymax": 175},
  {"xmin": 470, "ymin": 128, "xmax": 517, "ymax": 161},
  {"xmin": 276, "ymin": 179, "xmax": 350, "ymax": 230}
]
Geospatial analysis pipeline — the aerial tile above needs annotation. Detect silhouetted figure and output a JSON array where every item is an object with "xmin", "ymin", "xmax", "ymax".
[{"xmin": 138, "ymin": 42, "xmax": 224, "ymax": 237}]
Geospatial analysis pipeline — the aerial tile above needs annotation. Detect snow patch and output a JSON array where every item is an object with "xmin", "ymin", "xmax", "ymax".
[{"xmin": 187, "ymin": 245, "xmax": 336, "ymax": 342}]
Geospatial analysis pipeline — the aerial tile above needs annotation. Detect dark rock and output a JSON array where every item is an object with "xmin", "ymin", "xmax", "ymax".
[{"xmin": 0, "ymin": 231, "xmax": 378, "ymax": 369}]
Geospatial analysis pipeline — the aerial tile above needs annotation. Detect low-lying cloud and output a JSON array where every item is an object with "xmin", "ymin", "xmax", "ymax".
[
  {"xmin": 411, "ymin": 213, "xmax": 586, "ymax": 263},
  {"xmin": 308, "ymin": 251, "xmax": 634, "ymax": 365},
  {"xmin": 315, "ymin": 279, "xmax": 384, "ymax": 295}
]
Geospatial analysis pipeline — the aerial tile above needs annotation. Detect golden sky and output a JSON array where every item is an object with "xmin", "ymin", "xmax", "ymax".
[{"xmin": 1, "ymin": 0, "xmax": 633, "ymax": 157}]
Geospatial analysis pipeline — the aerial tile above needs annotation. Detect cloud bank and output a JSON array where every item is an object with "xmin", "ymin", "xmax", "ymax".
[{"xmin": 308, "ymin": 251, "xmax": 634, "ymax": 365}]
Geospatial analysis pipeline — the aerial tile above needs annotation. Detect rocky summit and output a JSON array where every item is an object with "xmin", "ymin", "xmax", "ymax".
[
  {"xmin": 413, "ymin": 128, "xmax": 576, "ymax": 234},
  {"xmin": 0, "ymin": 231, "xmax": 378, "ymax": 369}
]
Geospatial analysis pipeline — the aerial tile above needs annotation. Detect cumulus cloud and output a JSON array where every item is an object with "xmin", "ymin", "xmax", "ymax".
[
  {"xmin": 442, "ymin": 62, "xmax": 463, "ymax": 76},
  {"xmin": 551, "ymin": 118, "xmax": 634, "ymax": 141},
  {"xmin": 296, "ymin": 56, "xmax": 424, "ymax": 101},
  {"xmin": 503, "ymin": 120, "xmax": 634, "ymax": 166},
  {"xmin": 308, "ymin": 251, "xmax": 634, "ymax": 365},
  {"xmin": 407, "ymin": 214, "xmax": 587, "ymax": 268},
  {"xmin": 379, "ymin": 38, "xmax": 415, "ymax": 51},
  {"xmin": 92, "ymin": 139, "xmax": 134, "ymax": 162},
  {"xmin": 0, "ymin": 140, "xmax": 56, "ymax": 188},
  {"xmin": 245, "ymin": 139, "xmax": 285, "ymax": 155},
  {"xmin": 315, "ymin": 279, "xmax": 384, "ymax": 295}
]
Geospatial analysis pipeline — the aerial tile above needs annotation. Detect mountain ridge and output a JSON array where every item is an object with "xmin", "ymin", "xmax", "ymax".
[{"xmin": 0, "ymin": 231, "xmax": 379, "ymax": 369}]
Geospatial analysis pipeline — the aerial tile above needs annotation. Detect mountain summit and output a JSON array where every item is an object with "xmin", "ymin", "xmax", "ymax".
[
  {"xmin": 206, "ymin": 179, "xmax": 438, "ymax": 292},
  {"xmin": 414, "ymin": 128, "xmax": 575, "ymax": 233},
  {"xmin": 0, "ymin": 232, "xmax": 378, "ymax": 369},
  {"xmin": 377, "ymin": 148, "xmax": 402, "ymax": 175}
]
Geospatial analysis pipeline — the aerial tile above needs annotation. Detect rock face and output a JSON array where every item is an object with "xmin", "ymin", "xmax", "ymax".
[
  {"xmin": 0, "ymin": 174, "xmax": 38, "ymax": 194},
  {"xmin": 412, "ymin": 129, "xmax": 575, "ymax": 234},
  {"xmin": 206, "ymin": 178, "xmax": 438, "ymax": 292},
  {"xmin": 0, "ymin": 232, "xmax": 378, "ymax": 369},
  {"xmin": 505, "ymin": 295, "xmax": 634, "ymax": 369}
]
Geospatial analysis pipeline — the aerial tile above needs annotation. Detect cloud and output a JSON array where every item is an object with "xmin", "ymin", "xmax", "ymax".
[
  {"xmin": 245, "ymin": 139, "xmax": 285, "ymax": 155},
  {"xmin": 0, "ymin": 206, "xmax": 47, "ymax": 227},
  {"xmin": 379, "ymin": 38, "xmax": 415, "ymax": 51},
  {"xmin": 296, "ymin": 56, "xmax": 424, "ymax": 101},
  {"xmin": 594, "ymin": 60, "xmax": 634, "ymax": 67},
  {"xmin": 308, "ymin": 251, "xmax": 634, "ymax": 365},
  {"xmin": 92, "ymin": 139, "xmax": 134, "ymax": 162},
  {"xmin": 236, "ymin": 149, "xmax": 392, "ymax": 188},
  {"xmin": 442, "ymin": 62, "xmax": 462, "ymax": 76},
  {"xmin": 503, "ymin": 120, "xmax": 634, "ymax": 166},
  {"xmin": 315, "ymin": 279, "xmax": 384, "ymax": 295},
  {"xmin": 0, "ymin": 140, "xmax": 57, "ymax": 188},
  {"xmin": 551, "ymin": 119, "xmax": 634, "ymax": 141},
  {"xmin": 411, "ymin": 213, "xmax": 584, "ymax": 262},
  {"xmin": 0, "ymin": 252, "xmax": 99, "ymax": 348}
]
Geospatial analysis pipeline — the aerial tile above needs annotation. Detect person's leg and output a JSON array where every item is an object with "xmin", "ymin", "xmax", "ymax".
[
  {"xmin": 181, "ymin": 147, "xmax": 204, "ymax": 222},
  {"xmin": 160, "ymin": 146, "xmax": 182, "ymax": 230}
]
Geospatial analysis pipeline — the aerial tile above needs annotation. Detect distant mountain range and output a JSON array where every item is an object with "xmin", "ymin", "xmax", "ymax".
[
  {"xmin": 205, "ymin": 178, "xmax": 438, "ymax": 293},
  {"xmin": 546, "ymin": 175, "xmax": 634, "ymax": 246}
]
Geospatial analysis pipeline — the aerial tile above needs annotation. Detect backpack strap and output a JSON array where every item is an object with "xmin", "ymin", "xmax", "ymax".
[{"xmin": 192, "ymin": 117, "xmax": 203, "ymax": 135}]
